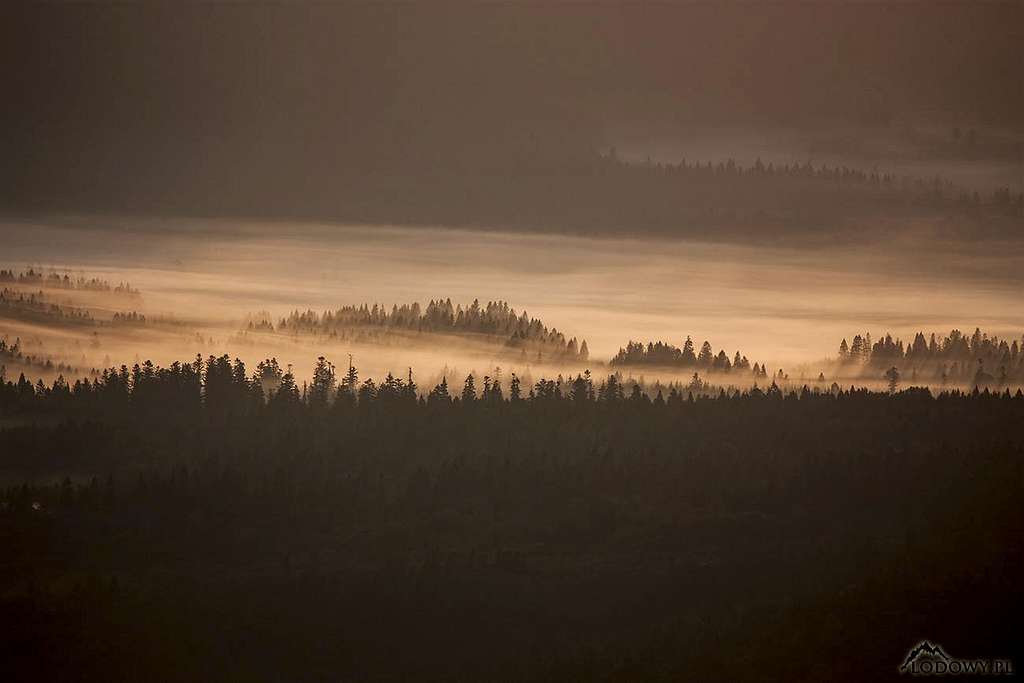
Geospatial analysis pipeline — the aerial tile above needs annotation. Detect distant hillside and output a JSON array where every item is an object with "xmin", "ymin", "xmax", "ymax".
[
  {"xmin": 0, "ymin": 268, "xmax": 139, "ymax": 296},
  {"xmin": 10, "ymin": 157, "xmax": 1022, "ymax": 242},
  {"xmin": 611, "ymin": 338, "xmax": 764, "ymax": 377},
  {"xmin": 837, "ymin": 328, "xmax": 1024, "ymax": 386},
  {"xmin": 247, "ymin": 299, "xmax": 589, "ymax": 363}
]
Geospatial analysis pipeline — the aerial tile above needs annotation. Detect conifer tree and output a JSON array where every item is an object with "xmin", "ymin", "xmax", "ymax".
[
  {"xmin": 509, "ymin": 373, "xmax": 522, "ymax": 402},
  {"xmin": 461, "ymin": 374, "xmax": 476, "ymax": 403},
  {"xmin": 428, "ymin": 377, "xmax": 451, "ymax": 405},
  {"xmin": 698, "ymin": 341, "xmax": 714, "ymax": 367}
]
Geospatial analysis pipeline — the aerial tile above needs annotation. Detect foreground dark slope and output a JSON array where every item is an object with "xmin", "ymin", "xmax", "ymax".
[{"xmin": 1, "ymin": 362, "xmax": 1022, "ymax": 681}]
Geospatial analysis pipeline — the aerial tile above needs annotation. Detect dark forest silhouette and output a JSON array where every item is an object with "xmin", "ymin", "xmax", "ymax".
[{"xmin": 1, "ymin": 353, "xmax": 1021, "ymax": 680}]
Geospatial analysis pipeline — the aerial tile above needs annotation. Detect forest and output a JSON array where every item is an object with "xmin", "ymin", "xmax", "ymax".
[
  {"xmin": 161, "ymin": 154, "xmax": 1022, "ymax": 241},
  {"xmin": 0, "ymin": 268, "xmax": 144, "ymax": 332},
  {"xmin": 0, "ymin": 336, "xmax": 83, "ymax": 378},
  {"xmin": 8, "ymin": 148, "xmax": 1024, "ymax": 243},
  {"xmin": 5, "ymin": 266, "xmax": 1024, "ymax": 395},
  {"xmin": 298, "ymin": 154, "xmax": 1024, "ymax": 242},
  {"xmin": 837, "ymin": 328, "xmax": 1024, "ymax": 385},
  {"xmin": 1, "ymin": 354, "xmax": 1021, "ymax": 680},
  {"xmin": 0, "ymin": 288, "xmax": 98, "ymax": 327},
  {"xmin": 0, "ymin": 268, "xmax": 139, "ymax": 296},
  {"xmin": 251, "ymin": 299, "xmax": 589, "ymax": 363},
  {"xmin": 611, "ymin": 338, "xmax": 757, "ymax": 375}
]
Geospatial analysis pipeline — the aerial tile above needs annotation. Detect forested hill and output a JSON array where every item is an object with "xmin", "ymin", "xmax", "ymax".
[
  {"xmin": 248, "ymin": 299, "xmax": 589, "ymax": 363},
  {"xmin": 1, "ymin": 288, "xmax": 148, "ymax": 330},
  {"xmin": 837, "ymin": 328, "xmax": 1024, "ymax": 385},
  {"xmin": 611, "ymin": 337, "xmax": 764, "ymax": 376},
  {"xmin": 0, "ymin": 336, "xmax": 81, "ymax": 379},
  {"xmin": 11, "ymin": 156, "xmax": 1023, "ymax": 242}
]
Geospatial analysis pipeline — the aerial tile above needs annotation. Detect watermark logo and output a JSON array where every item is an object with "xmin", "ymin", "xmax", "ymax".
[{"xmin": 900, "ymin": 640, "xmax": 1014, "ymax": 676}]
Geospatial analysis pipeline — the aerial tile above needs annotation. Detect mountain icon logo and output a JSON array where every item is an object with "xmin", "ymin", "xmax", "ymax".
[{"xmin": 900, "ymin": 641, "xmax": 952, "ymax": 672}]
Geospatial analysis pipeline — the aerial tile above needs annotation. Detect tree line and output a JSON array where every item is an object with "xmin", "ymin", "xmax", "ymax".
[
  {"xmin": 610, "ymin": 338, "xmax": 762, "ymax": 375},
  {"xmin": 838, "ymin": 327, "xmax": 1024, "ymax": 385},
  {"xmin": 256, "ymin": 299, "xmax": 589, "ymax": 362},
  {"xmin": 1, "ymin": 288, "xmax": 96, "ymax": 326},
  {"xmin": 1, "ymin": 287, "xmax": 151, "ymax": 331},
  {"xmin": 0, "ymin": 336, "xmax": 81, "ymax": 378},
  {"xmin": 0, "ymin": 268, "xmax": 138, "ymax": 296},
  {"xmin": 6, "ymin": 353, "xmax": 1024, "ymax": 424},
  {"xmin": 597, "ymin": 152, "xmax": 1024, "ymax": 215}
]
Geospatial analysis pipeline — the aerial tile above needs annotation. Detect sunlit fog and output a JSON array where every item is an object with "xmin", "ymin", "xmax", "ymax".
[{"xmin": 3, "ymin": 215, "xmax": 1022, "ymax": 392}]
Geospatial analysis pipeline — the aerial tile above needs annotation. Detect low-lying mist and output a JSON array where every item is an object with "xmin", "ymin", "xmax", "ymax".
[{"xmin": 2, "ymin": 215, "xmax": 1023, "ymax": 389}]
